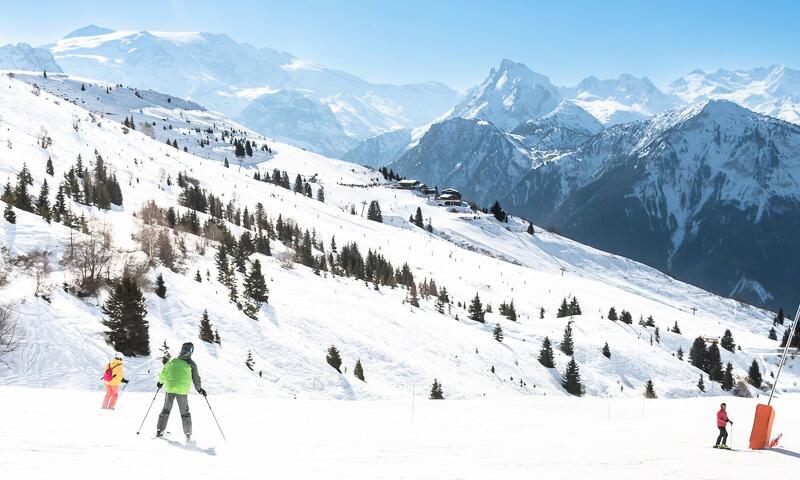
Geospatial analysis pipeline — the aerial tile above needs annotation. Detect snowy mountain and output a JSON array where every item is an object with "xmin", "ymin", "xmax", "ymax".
[
  {"xmin": 561, "ymin": 74, "xmax": 684, "ymax": 125},
  {"xmin": 342, "ymin": 128, "xmax": 412, "ymax": 168},
  {"xmin": 238, "ymin": 90, "xmax": 358, "ymax": 157},
  {"xmin": 1, "ymin": 71, "xmax": 789, "ymax": 403},
  {"xmin": 506, "ymin": 100, "xmax": 800, "ymax": 310},
  {"xmin": 449, "ymin": 59, "xmax": 562, "ymax": 131},
  {"xmin": 0, "ymin": 43, "xmax": 62, "ymax": 73},
  {"xmin": 669, "ymin": 64, "xmax": 800, "ymax": 124},
  {"xmin": 45, "ymin": 26, "xmax": 458, "ymax": 155}
]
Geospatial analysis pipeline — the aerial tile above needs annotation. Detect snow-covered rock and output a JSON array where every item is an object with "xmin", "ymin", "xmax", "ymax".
[
  {"xmin": 669, "ymin": 64, "xmax": 800, "ymax": 124},
  {"xmin": 0, "ymin": 43, "xmax": 62, "ymax": 73},
  {"xmin": 449, "ymin": 59, "xmax": 562, "ymax": 131},
  {"xmin": 342, "ymin": 128, "xmax": 412, "ymax": 169}
]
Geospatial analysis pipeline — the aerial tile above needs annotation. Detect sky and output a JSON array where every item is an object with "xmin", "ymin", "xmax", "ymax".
[{"xmin": 0, "ymin": 0, "xmax": 797, "ymax": 90}]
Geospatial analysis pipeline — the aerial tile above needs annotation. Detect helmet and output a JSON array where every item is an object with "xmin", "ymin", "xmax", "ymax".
[{"xmin": 114, "ymin": 352, "xmax": 123, "ymax": 360}]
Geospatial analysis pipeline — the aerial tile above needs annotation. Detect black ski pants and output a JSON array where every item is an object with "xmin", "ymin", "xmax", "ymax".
[{"xmin": 716, "ymin": 426, "xmax": 728, "ymax": 446}]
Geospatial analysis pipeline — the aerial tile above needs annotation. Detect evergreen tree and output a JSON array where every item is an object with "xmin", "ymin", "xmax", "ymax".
[
  {"xmin": 539, "ymin": 307, "xmax": 545, "ymax": 319},
  {"xmin": 607, "ymin": 307, "xmax": 618, "ymax": 321},
  {"xmin": 46, "ymin": 157, "xmax": 54, "ymax": 176},
  {"xmin": 698, "ymin": 374, "xmax": 705, "ymax": 392},
  {"xmin": 527, "ymin": 222, "xmax": 534, "ymax": 235},
  {"xmin": 489, "ymin": 201, "xmax": 507, "ymax": 222},
  {"xmin": 561, "ymin": 358, "xmax": 583, "ymax": 396},
  {"xmin": 407, "ymin": 282, "xmax": 420, "ymax": 307},
  {"xmin": 689, "ymin": 337, "xmax": 707, "ymax": 370},
  {"xmin": 316, "ymin": 186, "xmax": 325, "ymax": 203},
  {"xmin": 568, "ymin": 297, "xmax": 581, "ymax": 316},
  {"xmin": 429, "ymin": 379, "xmax": 444, "ymax": 399},
  {"xmin": 354, "ymin": 359, "xmax": 365, "ymax": 382},
  {"xmin": 720, "ymin": 329, "xmax": 736, "ymax": 352},
  {"xmin": 2, "ymin": 182, "xmax": 14, "ymax": 204},
  {"xmin": 198, "ymin": 310, "xmax": 215, "ymax": 343},
  {"xmin": 160, "ymin": 340, "xmax": 171, "ymax": 365},
  {"xmin": 367, "ymin": 200, "xmax": 383, "ymax": 222},
  {"xmin": 561, "ymin": 322, "xmax": 574, "ymax": 356},
  {"xmin": 655, "ymin": 327, "xmax": 660, "ymax": 344},
  {"xmin": 620, "ymin": 310, "xmax": 633, "ymax": 324},
  {"xmin": 245, "ymin": 350, "xmax": 255, "ymax": 370},
  {"xmin": 154, "ymin": 272, "xmax": 166, "ymax": 298},
  {"xmin": 644, "ymin": 380, "xmax": 657, "ymax": 399},
  {"xmin": 293, "ymin": 174, "xmax": 303, "ymax": 193},
  {"xmin": 602, "ymin": 342, "xmax": 611, "ymax": 359},
  {"xmin": 775, "ymin": 308, "xmax": 785, "ymax": 325},
  {"xmin": 194, "ymin": 270, "xmax": 202, "ymax": 283},
  {"xmin": 676, "ymin": 346, "xmax": 684, "ymax": 361},
  {"xmin": 14, "ymin": 163, "xmax": 34, "ymax": 212},
  {"xmin": 671, "ymin": 321, "xmax": 681, "ymax": 334},
  {"xmin": 35, "ymin": 180, "xmax": 51, "ymax": 222},
  {"xmin": 556, "ymin": 298, "xmax": 570, "ymax": 318},
  {"xmin": 326, "ymin": 345, "xmax": 342, "ymax": 373},
  {"xmin": 101, "ymin": 276, "xmax": 150, "ymax": 356},
  {"xmin": 3, "ymin": 202, "xmax": 16, "ymax": 224},
  {"xmin": 706, "ymin": 343, "xmax": 722, "ymax": 379},
  {"xmin": 768, "ymin": 327, "xmax": 777, "ymax": 341},
  {"xmin": 244, "ymin": 259, "xmax": 269, "ymax": 304},
  {"xmin": 537, "ymin": 338, "xmax": 555, "ymax": 368},
  {"xmin": 721, "ymin": 363, "xmax": 734, "ymax": 391},
  {"xmin": 747, "ymin": 360, "xmax": 762, "ymax": 389},
  {"xmin": 214, "ymin": 329, "xmax": 221, "ymax": 345},
  {"xmin": 413, "ymin": 207, "xmax": 424, "ymax": 228},
  {"xmin": 493, "ymin": 323, "xmax": 504, "ymax": 342},
  {"xmin": 467, "ymin": 293, "xmax": 484, "ymax": 323}
]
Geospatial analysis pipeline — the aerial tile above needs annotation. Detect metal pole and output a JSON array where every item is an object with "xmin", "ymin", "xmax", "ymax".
[
  {"xmin": 204, "ymin": 395, "xmax": 227, "ymax": 441},
  {"xmin": 768, "ymin": 303, "xmax": 800, "ymax": 405},
  {"xmin": 136, "ymin": 387, "xmax": 161, "ymax": 435},
  {"xmin": 411, "ymin": 380, "xmax": 415, "ymax": 423}
]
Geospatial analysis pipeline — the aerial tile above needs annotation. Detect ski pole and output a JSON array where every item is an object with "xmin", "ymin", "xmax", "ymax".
[
  {"xmin": 204, "ymin": 395, "xmax": 227, "ymax": 441},
  {"xmin": 136, "ymin": 387, "xmax": 161, "ymax": 435}
]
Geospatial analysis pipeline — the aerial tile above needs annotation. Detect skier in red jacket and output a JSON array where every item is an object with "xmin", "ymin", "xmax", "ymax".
[{"xmin": 714, "ymin": 403, "xmax": 733, "ymax": 449}]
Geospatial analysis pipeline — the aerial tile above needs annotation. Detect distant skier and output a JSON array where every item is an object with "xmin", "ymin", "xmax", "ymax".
[
  {"xmin": 156, "ymin": 342, "xmax": 206, "ymax": 441},
  {"xmin": 714, "ymin": 402, "xmax": 733, "ymax": 449},
  {"xmin": 101, "ymin": 352, "xmax": 129, "ymax": 410}
]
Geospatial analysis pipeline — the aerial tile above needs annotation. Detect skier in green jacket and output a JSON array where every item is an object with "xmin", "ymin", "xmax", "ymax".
[{"xmin": 156, "ymin": 342, "xmax": 206, "ymax": 441}]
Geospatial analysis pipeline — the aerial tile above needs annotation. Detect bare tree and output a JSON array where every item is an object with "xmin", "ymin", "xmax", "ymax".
[
  {"xmin": 62, "ymin": 219, "xmax": 114, "ymax": 295},
  {"xmin": 0, "ymin": 305, "xmax": 19, "ymax": 356},
  {"xmin": 276, "ymin": 250, "xmax": 294, "ymax": 270},
  {"xmin": 12, "ymin": 250, "xmax": 54, "ymax": 299}
]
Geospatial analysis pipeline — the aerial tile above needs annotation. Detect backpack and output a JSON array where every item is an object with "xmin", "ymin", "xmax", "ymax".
[{"xmin": 103, "ymin": 365, "xmax": 115, "ymax": 382}]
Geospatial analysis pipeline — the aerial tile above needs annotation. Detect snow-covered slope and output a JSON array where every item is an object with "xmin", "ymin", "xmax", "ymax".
[
  {"xmin": 46, "ymin": 26, "xmax": 459, "ymax": 155},
  {"xmin": 561, "ymin": 74, "xmax": 684, "ymax": 125},
  {"xmin": 342, "ymin": 128, "xmax": 412, "ymax": 168},
  {"xmin": 449, "ymin": 59, "xmax": 562, "ymax": 131},
  {"xmin": 0, "ymin": 71, "xmax": 792, "ymax": 403},
  {"xmin": 670, "ymin": 64, "xmax": 800, "ymax": 124},
  {"xmin": 0, "ymin": 43, "xmax": 62, "ymax": 73}
]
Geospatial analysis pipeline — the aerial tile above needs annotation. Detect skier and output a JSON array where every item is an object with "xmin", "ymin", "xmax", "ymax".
[
  {"xmin": 101, "ymin": 352, "xmax": 128, "ymax": 410},
  {"xmin": 156, "ymin": 342, "xmax": 206, "ymax": 441},
  {"xmin": 714, "ymin": 402, "xmax": 733, "ymax": 449}
]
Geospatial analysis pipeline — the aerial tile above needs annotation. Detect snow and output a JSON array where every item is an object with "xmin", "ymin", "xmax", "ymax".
[{"xmin": 1, "ymin": 386, "xmax": 798, "ymax": 479}]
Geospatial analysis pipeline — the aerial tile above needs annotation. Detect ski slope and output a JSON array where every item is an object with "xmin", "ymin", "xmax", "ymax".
[
  {"xmin": 0, "ymin": 386, "xmax": 797, "ymax": 480},
  {"xmin": 0, "ymin": 70, "xmax": 797, "ymax": 403}
]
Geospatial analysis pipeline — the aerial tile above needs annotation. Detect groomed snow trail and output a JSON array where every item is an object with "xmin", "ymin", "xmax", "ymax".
[{"xmin": 0, "ymin": 387, "xmax": 797, "ymax": 480}]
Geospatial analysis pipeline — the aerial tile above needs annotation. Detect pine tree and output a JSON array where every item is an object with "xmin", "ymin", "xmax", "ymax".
[
  {"xmin": 413, "ymin": 207, "xmax": 424, "ymax": 228},
  {"xmin": 644, "ymin": 380, "xmax": 657, "ymax": 399},
  {"xmin": 768, "ymin": 327, "xmax": 777, "ymax": 341},
  {"xmin": 493, "ymin": 323, "xmax": 504, "ymax": 342},
  {"xmin": 539, "ymin": 307, "xmax": 545, "ymax": 319},
  {"xmin": 775, "ymin": 308, "xmax": 785, "ymax": 325},
  {"xmin": 35, "ymin": 180, "xmax": 51, "ymax": 222},
  {"xmin": 46, "ymin": 157, "xmax": 54, "ymax": 176},
  {"xmin": 602, "ymin": 342, "xmax": 611, "ymax": 359},
  {"xmin": 568, "ymin": 297, "xmax": 581, "ymax": 316},
  {"xmin": 160, "ymin": 340, "xmax": 171, "ymax": 365},
  {"xmin": 245, "ymin": 350, "xmax": 255, "ymax": 370},
  {"xmin": 561, "ymin": 358, "xmax": 583, "ymax": 396},
  {"xmin": 698, "ymin": 374, "xmax": 705, "ymax": 392},
  {"xmin": 671, "ymin": 321, "xmax": 681, "ymax": 334},
  {"xmin": 366, "ymin": 200, "xmax": 383, "ymax": 222},
  {"xmin": 3, "ymin": 203, "xmax": 15, "ymax": 224},
  {"xmin": 538, "ymin": 337, "xmax": 555, "ymax": 368},
  {"xmin": 354, "ymin": 359, "xmax": 365, "ymax": 382},
  {"xmin": 706, "ymin": 343, "xmax": 722, "ymax": 379},
  {"xmin": 198, "ymin": 310, "xmax": 215, "ymax": 343},
  {"xmin": 721, "ymin": 362, "xmax": 734, "ymax": 391},
  {"xmin": 655, "ymin": 327, "xmax": 660, "ymax": 344},
  {"xmin": 556, "ymin": 298, "xmax": 570, "ymax": 318},
  {"xmin": 214, "ymin": 329, "xmax": 221, "ymax": 345},
  {"xmin": 194, "ymin": 270, "xmax": 202, "ymax": 283},
  {"xmin": 429, "ymin": 379, "xmax": 444, "ymax": 399},
  {"xmin": 407, "ymin": 282, "xmax": 420, "ymax": 307},
  {"xmin": 607, "ymin": 307, "xmax": 618, "ymax": 321},
  {"xmin": 243, "ymin": 259, "xmax": 269, "ymax": 304},
  {"xmin": 489, "ymin": 201, "xmax": 507, "ymax": 222},
  {"xmin": 676, "ymin": 346, "xmax": 684, "ymax": 360},
  {"xmin": 14, "ymin": 163, "xmax": 34, "ymax": 212},
  {"xmin": 467, "ymin": 293, "xmax": 484, "ymax": 322},
  {"xmin": 561, "ymin": 322, "xmax": 574, "ymax": 356},
  {"xmin": 747, "ymin": 359, "xmax": 762, "ymax": 389},
  {"xmin": 620, "ymin": 310, "xmax": 633, "ymax": 324},
  {"xmin": 326, "ymin": 345, "xmax": 342, "ymax": 373},
  {"xmin": 316, "ymin": 186, "xmax": 325, "ymax": 203},
  {"xmin": 101, "ymin": 276, "xmax": 150, "ymax": 356},
  {"xmin": 527, "ymin": 222, "xmax": 534, "ymax": 235},
  {"xmin": 720, "ymin": 329, "xmax": 735, "ymax": 352},
  {"xmin": 154, "ymin": 273, "xmax": 167, "ymax": 298},
  {"xmin": 689, "ymin": 337, "xmax": 707, "ymax": 370}
]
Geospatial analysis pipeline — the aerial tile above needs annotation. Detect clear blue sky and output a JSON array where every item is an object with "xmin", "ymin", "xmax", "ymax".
[{"xmin": 1, "ymin": 0, "xmax": 797, "ymax": 90}]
